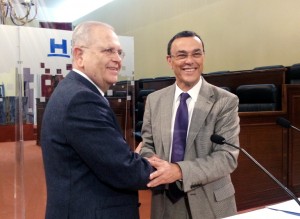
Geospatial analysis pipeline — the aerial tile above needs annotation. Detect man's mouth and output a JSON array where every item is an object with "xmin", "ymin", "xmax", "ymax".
[
  {"xmin": 107, "ymin": 66, "xmax": 120, "ymax": 71},
  {"xmin": 182, "ymin": 67, "xmax": 197, "ymax": 72}
]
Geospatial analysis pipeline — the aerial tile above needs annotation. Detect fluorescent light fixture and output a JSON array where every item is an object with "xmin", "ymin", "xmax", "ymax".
[{"xmin": 38, "ymin": 0, "xmax": 115, "ymax": 22}]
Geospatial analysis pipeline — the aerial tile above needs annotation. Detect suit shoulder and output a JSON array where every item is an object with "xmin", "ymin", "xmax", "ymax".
[
  {"xmin": 207, "ymin": 82, "xmax": 237, "ymax": 99},
  {"xmin": 147, "ymin": 85, "xmax": 174, "ymax": 98}
]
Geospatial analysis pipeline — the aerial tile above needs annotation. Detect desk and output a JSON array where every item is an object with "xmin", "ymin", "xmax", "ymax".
[{"xmin": 225, "ymin": 199, "xmax": 300, "ymax": 218}]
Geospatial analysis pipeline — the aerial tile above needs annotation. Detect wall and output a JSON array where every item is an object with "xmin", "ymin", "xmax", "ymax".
[
  {"xmin": 73, "ymin": 0, "xmax": 300, "ymax": 79},
  {"xmin": 0, "ymin": 25, "xmax": 135, "ymax": 125}
]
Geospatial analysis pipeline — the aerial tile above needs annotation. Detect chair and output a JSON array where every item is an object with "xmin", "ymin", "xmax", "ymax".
[
  {"xmin": 114, "ymin": 90, "xmax": 127, "ymax": 97},
  {"xmin": 132, "ymin": 121, "xmax": 143, "ymax": 142},
  {"xmin": 236, "ymin": 84, "xmax": 278, "ymax": 112},
  {"xmin": 135, "ymin": 89, "xmax": 155, "ymax": 122},
  {"xmin": 133, "ymin": 89, "xmax": 155, "ymax": 142},
  {"xmin": 253, "ymin": 65, "xmax": 284, "ymax": 70},
  {"xmin": 137, "ymin": 89, "xmax": 155, "ymax": 102},
  {"xmin": 220, "ymin": 86, "xmax": 231, "ymax": 92},
  {"xmin": 286, "ymin": 63, "xmax": 300, "ymax": 84},
  {"xmin": 154, "ymin": 76, "xmax": 172, "ymax": 79},
  {"xmin": 137, "ymin": 78, "xmax": 154, "ymax": 89},
  {"xmin": 0, "ymin": 84, "xmax": 4, "ymax": 97},
  {"xmin": 204, "ymin": 70, "xmax": 230, "ymax": 75},
  {"xmin": 0, "ymin": 97, "xmax": 5, "ymax": 125}
]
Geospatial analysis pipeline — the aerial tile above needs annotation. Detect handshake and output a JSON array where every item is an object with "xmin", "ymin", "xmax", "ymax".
[{"xmin": 135, "ymin": 142, "xmax": 182, "ymax": 188}]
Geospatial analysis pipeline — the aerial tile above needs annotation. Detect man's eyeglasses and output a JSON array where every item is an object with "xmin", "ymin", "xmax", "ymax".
[
  {"xmin": 170, "ymin": 50, "xmax": 204, "ymax": 61},
  {"xmin": 101, "ymin": 48, "xmax": 125, "ymax": 59},
  {"xmin": 80, "ymin": 46, "xmax": 125, "ymax": 59}
]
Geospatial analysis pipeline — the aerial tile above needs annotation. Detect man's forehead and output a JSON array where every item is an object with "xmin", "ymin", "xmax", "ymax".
[
  {"xmin": 92, "ymin": 31, "xmax": 121, "ymax": 47},
  {"xmin": 174, "ymin": 36, "xmax": 202, "ymax": 44},
  {"xmin": 171, "ymin": 37, "xmax": 203, "ymax": 51}
]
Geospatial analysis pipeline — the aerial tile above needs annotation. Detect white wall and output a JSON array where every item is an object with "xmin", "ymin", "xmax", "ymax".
[{"xmin": 0, "ymin": 25, "xmax": 134, "ymax": 124}]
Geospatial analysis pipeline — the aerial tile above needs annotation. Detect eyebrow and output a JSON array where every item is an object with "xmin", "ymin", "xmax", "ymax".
[{"xmin": 176, "ymin": 48, "xmax": 203, "ymax": 53}]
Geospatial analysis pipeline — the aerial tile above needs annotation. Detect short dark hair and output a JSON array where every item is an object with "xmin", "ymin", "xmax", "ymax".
[{"xmin": 167, "ymin": 30, "xmax": 205, "ymax": 55}]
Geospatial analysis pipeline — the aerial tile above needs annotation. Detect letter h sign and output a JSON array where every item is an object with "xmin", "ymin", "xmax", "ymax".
[{"xmin": 48, "ymin": 38, "xmax": 70, "ymax": 58}]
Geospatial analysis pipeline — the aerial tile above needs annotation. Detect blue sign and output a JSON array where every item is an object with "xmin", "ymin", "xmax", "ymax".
[{"xmin": 48, "ymin": 38, "xmax": 70, "ymax": 58}]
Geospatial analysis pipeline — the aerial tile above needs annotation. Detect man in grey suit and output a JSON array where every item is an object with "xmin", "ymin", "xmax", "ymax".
[
  {"xmin": 41, "ymin": 21, "xmax": 153, "ymax": 219},
  {"xmin": 139, "ymin": 31, "xmax": 240, "ymax": 219}
]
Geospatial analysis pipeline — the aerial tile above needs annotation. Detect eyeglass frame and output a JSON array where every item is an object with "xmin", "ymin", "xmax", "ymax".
[
  {"xmin": 168, "ymin": 49, "xmax": 204, "ymax": 61},
  {"xmin": 79, "ymin": 46, "xmax": 125, "ymax": 59}
]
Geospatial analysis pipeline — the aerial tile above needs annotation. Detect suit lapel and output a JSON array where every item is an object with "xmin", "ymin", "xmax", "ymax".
[
  {"xmin": 68, "ymin": 71, "xmax": 101, "ymax": 96},
  {"xmin": 67, "ymin": 71, "xmax": 123, "ymax": 135},
  {"xmin": 68, "ymin": 71, "xmax": 111, "ymax": 106},
  {"xmin": 160, "ymin": 85, "xmax": 176, "ymax": 159},
  {"xmin": 185, "ymin": 79, "xmax": 215, "ymax": 153}
]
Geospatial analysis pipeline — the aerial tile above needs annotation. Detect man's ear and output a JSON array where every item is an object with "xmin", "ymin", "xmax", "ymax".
[
  {"xmin": 166, "ymin": 55, "xmax": 172, "ymax": 68},
  {"xmin": 73, "ymin": 47, "xmax": 84, "ymax": 67},
  {"xmin": 73, "ymin": 47, "xmax": 83, "ymax": 59}
]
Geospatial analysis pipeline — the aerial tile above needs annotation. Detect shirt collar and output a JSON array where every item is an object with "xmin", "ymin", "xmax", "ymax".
[
  {"xmin": 174, "ymin": 77, "xmax": 202, "ymax": 101},
  {"xmin": 72, "ymin": 68, "xmax": 105, "ymax": 96}
]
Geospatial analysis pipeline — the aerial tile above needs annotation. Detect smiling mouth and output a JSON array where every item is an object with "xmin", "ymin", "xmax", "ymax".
[
  {"xmin": 182, "ymin": 67, "xmax": 197, "ymax": 72},
  {"xmin": 108, "ymin": 67, "xmax": 120, "ymax": 72}
]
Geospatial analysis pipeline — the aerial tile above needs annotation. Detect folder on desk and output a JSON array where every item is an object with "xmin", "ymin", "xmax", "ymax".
[
  {"xmin": 224, "ymin": 199, "xmax": 300, "ymax": 218},
  {"xmin": 267, "ymin": 199, "xmax": 300, "ymax": 216}
]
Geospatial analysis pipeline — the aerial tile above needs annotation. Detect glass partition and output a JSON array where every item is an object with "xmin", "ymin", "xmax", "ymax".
[
  {"xmin": 106, "ymin": 76, "xmax": 137, "ymax": 150},
  {"xmin": 0, "ymin": 25, "xmax": 136, "ymax": 218}
]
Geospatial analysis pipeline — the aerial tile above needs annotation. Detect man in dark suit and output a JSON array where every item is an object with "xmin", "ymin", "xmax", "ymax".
[
  {"xmin": 139, "ymin": 31, "xmax": 240, "ymax": 218},
  {"xmin": 41, "ymin": 21, "xmax": 153, "ymax": 219}
]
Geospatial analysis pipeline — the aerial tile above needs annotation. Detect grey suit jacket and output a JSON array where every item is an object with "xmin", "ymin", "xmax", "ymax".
[{"xmin": 140, "ymin": 77, "xmax": 240, "ymax": 219}]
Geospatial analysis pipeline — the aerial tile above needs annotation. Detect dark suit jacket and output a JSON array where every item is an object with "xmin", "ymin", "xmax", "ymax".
[{"xmin": 41, "ymin": 71, "xmax": 152, "ymax": 219}]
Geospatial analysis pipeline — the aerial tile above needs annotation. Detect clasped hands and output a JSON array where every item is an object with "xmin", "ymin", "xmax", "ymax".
[
  {"xmin": 135, "ymin": 142, "xmax": 182, "ymax": 188},
  {"xmin": 145, "ymin": 155, "xmax": 182, "ymax": 188}
]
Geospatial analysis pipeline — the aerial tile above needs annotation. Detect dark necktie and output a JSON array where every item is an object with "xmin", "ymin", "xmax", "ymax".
[
  {"xmin": 167, "ymin": 92, "xmax": 190, "ymax": 203},
  {"xmin": 171, "ymin": 92, "xmax": 190, "ymax": 162}
]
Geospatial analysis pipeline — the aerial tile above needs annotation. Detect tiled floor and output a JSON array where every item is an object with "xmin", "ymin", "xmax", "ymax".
[{"xmin": 0, "ymin": 141, "xmax": 151, "ymax": 219}]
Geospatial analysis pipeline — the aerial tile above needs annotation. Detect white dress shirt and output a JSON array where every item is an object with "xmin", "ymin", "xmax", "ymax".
[{"xmin": 169, "ymin": 77, "xmax": 203, "ymax": 161}]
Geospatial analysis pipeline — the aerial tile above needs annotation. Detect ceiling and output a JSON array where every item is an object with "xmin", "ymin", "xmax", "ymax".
[{"xmin": 36, "ymin": 0, "xmax": 114, "ymax": 22}]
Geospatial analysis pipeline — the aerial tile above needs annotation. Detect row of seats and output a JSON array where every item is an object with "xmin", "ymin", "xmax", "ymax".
[
  {"xmin": 208, "ymin": 63, "xmax": 300, "ymax": 84},
  {"xmin": 133, "ymin": 83, "xmax": 278, "ymax": 141},
  {"xmin": 136, "ymin": 84, "xmax": 279, "ymax": 113},
  {"xmin": 252, "ymin": 63, "xmax": 300, "ymax": 84},
  {"xmin": 108, "ymin": 64, "xmax": 300, "ymax": 141},
  {"xmin": 108, "ymin": 63, "xmax": 299, "ymax": 100}
]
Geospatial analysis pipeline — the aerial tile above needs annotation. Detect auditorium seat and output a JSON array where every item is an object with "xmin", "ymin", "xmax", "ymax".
[
  {"xmin": 220, "ymin": 86, "xmax": 231, "ymax": 92},
  {"xmin": 136, "ymin": 89, "xmax": 155, "ymax": 106},
  {"xmin": 154, "ymin": 76, "xmax": 173, "ymax": 79},
  {"xmin": 114, "ymin": 90, "xmax": 127, "ymax": 97},
  {"xmin": 135, "ymin": 89, "xmax": 155, "ymax": 121},
  {"xmin": 133, "ymin": 121, "xmax": 143, "ymax": 142},
  {"xmin": 236, "ymin": 84, "xmax": 278, "ymax": 112},
  {"xmin": 204, "ymin": 70, "xmax": 230, "ymax": 75},
  {"xmin": 253, "ymin": 65, "xmax": 284, "ymax": 70},
  {"xmin": 137, "ymin": 78, "xmax": 154, "ymax": 89},
  {"xmin": 133, "ymin": 89, "xmax": 155, "ymax": 142},
  {"xmin": 286, "ymin": 63, "xmax": 300, "ymax": 84}
]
